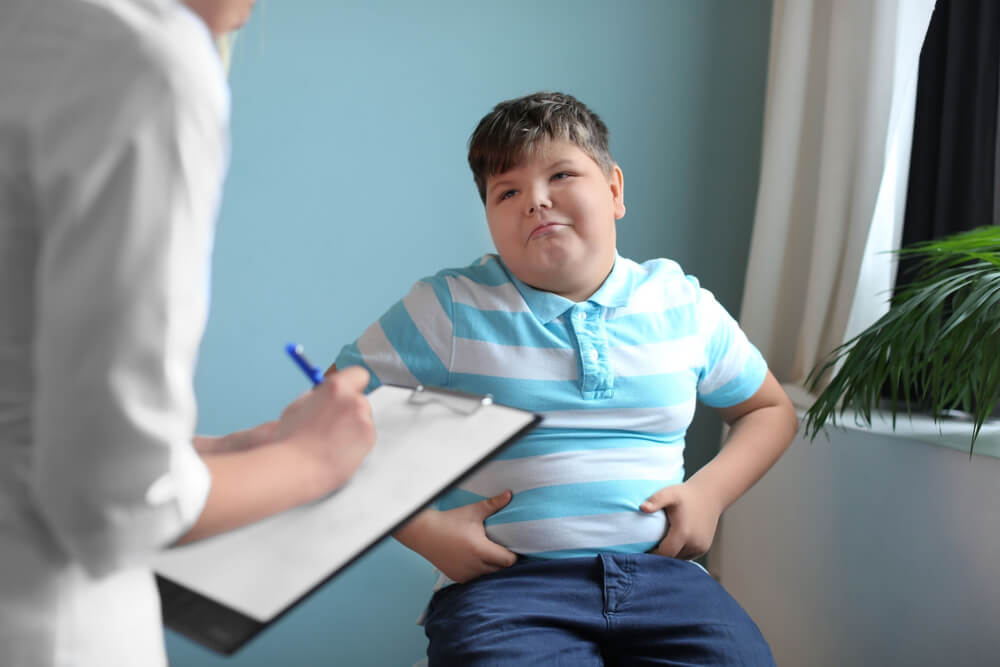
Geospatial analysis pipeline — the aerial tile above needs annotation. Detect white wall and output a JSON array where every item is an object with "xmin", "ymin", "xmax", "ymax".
[{"xmin": 713, "ymin": 410, "xmax": 1000, "ymax": 666}]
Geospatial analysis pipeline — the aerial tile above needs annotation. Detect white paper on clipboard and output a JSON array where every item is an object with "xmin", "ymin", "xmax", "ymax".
[{"xmin": 153, "ymin": 384, "xmax": 541, "ymax": 654}]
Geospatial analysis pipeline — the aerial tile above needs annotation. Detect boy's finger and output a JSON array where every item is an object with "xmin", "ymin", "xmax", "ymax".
[
  {"xmin": 656, "ymin": 530, "xmax": 685, "ymax": 558},
  {"xmin": 475, "ymin": 490, "xmax": 513, "ymax": 519},
  {"xmin": 677, "ymin": 546, "xmax": 703, "ymax": 561},
  {"xmin": 640, "ymin": 485, "xmax": 679, "ymax": 513},
  {"xmin": 481, "ymin": 543, "xmax": 518, "ymax": 569}
]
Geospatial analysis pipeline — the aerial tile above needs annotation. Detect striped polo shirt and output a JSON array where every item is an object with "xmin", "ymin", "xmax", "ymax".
[{"xmin": 335, "ymin": 253, "xmax": 766, "ymax": 559}]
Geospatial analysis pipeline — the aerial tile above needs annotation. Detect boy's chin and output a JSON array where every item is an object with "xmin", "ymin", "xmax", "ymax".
[
  {"xmin": 524, "ymin": 257, "xmax": 614, "ymax": 299},
  {"xmin": 524, "ymin": 275, "xmax": 601, "ymax": 303}
]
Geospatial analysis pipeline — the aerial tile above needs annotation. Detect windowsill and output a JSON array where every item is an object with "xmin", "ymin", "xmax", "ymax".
[{"xmin": 782, "ymin": 383, "xmax": 1000, "ymax": 460}]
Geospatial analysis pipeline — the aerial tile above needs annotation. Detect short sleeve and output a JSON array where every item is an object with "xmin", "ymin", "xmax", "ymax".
[
  {"xmin": 335, "ymin": 273, "xmax": 455, "ymax": 391},
  {"xmin": 692, "ymin": 282, "xmax": 767, "ymax": 408}
]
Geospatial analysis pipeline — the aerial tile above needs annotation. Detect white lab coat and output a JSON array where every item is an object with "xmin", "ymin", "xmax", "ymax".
[{"xmin": 0, "ymin": 0, "xmax": 229, "ymax": 664}]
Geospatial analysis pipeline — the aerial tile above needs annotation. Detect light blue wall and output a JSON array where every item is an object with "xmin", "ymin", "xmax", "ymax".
[{"xmin": 166, "ymin": 1, "xmax": 771, "ymax": 664}]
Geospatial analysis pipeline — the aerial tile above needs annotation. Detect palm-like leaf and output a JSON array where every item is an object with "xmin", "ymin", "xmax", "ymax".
[{"xmin": 804, "ymin": 226, "xmax": 1000, "ymax": 455}]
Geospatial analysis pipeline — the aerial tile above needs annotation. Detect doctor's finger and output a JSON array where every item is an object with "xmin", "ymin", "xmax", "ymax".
[{"xmin": 328, "ymin": 365, "xmax": 371, "ymax": 393}]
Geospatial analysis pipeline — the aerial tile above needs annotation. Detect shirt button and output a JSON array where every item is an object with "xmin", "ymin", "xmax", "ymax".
[
  {"xmin": 577, "ymin": 311, "xmax": 587, "ymax": 320},
  {"xmin": 589, "ymin": 350, "xmax": 599, "ymax": 361}
]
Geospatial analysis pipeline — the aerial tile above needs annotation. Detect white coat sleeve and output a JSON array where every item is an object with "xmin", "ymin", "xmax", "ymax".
[{"xmin": 29, "ymin": 21, "xmax": 228, "ymax": 577}]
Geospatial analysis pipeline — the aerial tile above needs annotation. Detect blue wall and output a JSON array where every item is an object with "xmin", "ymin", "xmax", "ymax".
[{"xmin": 166, "ymin": 1, "xmax": 772, "ymax": 664}]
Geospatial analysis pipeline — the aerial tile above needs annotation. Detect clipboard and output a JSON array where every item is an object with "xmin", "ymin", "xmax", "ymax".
[{"xmin": 153, "ymin": 384, "xmax": 541, "ymax": 655}]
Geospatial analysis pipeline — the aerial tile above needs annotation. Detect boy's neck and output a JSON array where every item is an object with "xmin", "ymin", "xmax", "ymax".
[{"xmin": 515, "ymin": 256, "xmax": 616, "ymax": 304}]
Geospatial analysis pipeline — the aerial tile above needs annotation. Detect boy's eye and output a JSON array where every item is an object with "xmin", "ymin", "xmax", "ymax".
[
  {"xmin": 551, "ymin": 171, "xmax": 571, "ymax": 181},
  {"xmin": 499, "ymin": 189, "xmax": 517, "ymax": 201}
]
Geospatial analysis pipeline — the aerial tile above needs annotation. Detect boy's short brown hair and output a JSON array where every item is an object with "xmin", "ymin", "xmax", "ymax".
[{"xmin": 468, "ymin": 91, "xmax": 616, "ymax": 202}]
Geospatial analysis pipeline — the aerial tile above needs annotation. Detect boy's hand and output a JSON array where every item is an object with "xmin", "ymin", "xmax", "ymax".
[
  {"xmin": 640, "ymin": 481, "xmax": 723, "ymax": 560},
  {"xmin": 394, "ymin": 491, "xmax": 518, "ymax": 584}
]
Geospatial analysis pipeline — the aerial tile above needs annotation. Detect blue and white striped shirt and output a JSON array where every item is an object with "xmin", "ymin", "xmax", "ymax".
[{"xmin": 335, "ymin": 253, "xmax": 766, "ymax": 559}]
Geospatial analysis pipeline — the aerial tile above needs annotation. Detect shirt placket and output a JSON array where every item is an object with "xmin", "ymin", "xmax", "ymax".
[{"xmin": 570, "ymin": 304, "xmax": 614, "ymax": 400}]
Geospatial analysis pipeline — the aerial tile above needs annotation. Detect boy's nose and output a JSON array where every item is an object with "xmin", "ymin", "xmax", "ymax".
[{"xmin": 525, "ymin": 192, "xmax": 552, "ymax": 216}]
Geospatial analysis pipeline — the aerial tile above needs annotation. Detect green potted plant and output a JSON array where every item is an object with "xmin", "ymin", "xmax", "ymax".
[{"xmin": 804, "ymin": 225, "xmax": 1000, "ymax": 455}]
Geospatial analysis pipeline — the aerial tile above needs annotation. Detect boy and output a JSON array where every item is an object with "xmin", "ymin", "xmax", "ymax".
[{"xmin": 332, "ymin": 91, "xmax": 798, "ymax": 665}]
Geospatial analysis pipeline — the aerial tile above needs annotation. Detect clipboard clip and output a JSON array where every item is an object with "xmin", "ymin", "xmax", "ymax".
[{"xmin": 408, "ymin": 385, "xmax": 493, "ymax": 415}]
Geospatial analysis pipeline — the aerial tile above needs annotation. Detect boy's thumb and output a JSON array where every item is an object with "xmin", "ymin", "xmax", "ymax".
[
  {"xmin": 641, "ymin": 485, "xmax": 679, "ymax": 513},
  {"xmin": 477, "ymin": 490, "xmax": 513, "ymax": 518}
]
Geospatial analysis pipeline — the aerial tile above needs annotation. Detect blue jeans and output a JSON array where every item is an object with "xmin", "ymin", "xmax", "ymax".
[{"xmin": 424, "ymin": 553, "xmax": 774, "ymax": 666}]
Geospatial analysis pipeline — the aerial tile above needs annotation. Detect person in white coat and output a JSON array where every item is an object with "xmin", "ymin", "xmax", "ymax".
[{"xmin": 0, "ymin": 1, "xmax": 376, "ymax": 665}]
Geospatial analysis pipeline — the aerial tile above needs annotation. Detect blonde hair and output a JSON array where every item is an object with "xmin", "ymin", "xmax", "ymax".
[{"xmin": 215, "ymin": 32, "xmax": 237, "ymax": 74}]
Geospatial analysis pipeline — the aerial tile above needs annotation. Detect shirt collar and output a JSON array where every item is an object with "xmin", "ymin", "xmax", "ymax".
[
  {"xmin": 588, "ymin": 252, "xmax": 633, "ymax": 308},
  {"xmin": 501, "ymin": 252, "xmax": 634, "ymax": 324}
]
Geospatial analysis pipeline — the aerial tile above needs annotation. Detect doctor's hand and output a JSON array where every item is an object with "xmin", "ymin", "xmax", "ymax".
[
  {"xmin": 179, "ymin": 367, "xmax": 374, "ymax": 545},
  {"xmin": 193, "ymin": 421, "xmax": 279, "ymax": 454},
  {"xmin": 641, "ymin": 481, "xmax": 723, "ymax": 560},
  {"xmin": 393, "ymin": 491, "xmax": 518, "ymax": 584},
  {"xmin": 273, "ymin": 365, "xmax": 375, "ymax": 494}
]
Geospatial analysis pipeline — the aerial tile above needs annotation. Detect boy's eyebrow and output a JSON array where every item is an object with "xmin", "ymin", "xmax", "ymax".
[
  {"xmin": 548, "ymin": 159, "xmax": 576, "ymax": 170},
  {"xmin": 486, "ymin": 176, "xmax": 516, "ymax": 196}
]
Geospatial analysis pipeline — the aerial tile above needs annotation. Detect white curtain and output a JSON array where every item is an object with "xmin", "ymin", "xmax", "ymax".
[{"xmin": 739, "ymin": 0, "xmax": 936, "ymax": 393}]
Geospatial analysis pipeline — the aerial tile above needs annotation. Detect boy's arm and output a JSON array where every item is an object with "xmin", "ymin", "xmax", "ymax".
[
  {"xmin": 688, "ymin": 370, "xmax": 797, "ymax": 510},
  {"xmin": 641, "ymin": 371, "xmax": 798, "ymax": 559}
]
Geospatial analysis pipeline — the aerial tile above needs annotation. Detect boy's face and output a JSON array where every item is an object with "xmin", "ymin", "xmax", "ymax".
[{"xmin": 484, "ymin": 139, "xmax": 625, "ymax": 303}]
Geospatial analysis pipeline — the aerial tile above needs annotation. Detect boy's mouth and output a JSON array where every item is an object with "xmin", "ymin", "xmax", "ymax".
[{"xmin": 528, "ymin": 221, "xmax": 569, "ymax": 241}]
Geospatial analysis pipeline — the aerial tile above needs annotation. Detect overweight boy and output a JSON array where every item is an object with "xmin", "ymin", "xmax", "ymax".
[{"xmin": 331, "ymin": 91, "xmax": 798, "ymax": 665}]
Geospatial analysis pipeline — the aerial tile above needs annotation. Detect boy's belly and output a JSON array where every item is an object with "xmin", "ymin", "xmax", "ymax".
[
  {"xmin": 445, "ymin": 431, "xmax": 684, "ymax": 558},
  {"xmin": 484, "ymin": 499, "xmax": 669, "ymax": 558}
]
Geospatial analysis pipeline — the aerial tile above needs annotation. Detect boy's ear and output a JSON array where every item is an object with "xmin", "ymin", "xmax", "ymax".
[{"xmin": 609, "ymin": 165, "xmax": 626, "ymax": 219}]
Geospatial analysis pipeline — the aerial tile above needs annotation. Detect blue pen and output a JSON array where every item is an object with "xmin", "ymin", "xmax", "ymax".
[{"xmin": 285, "ymin": 343, "xmax": 324, "ymax": 386}]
